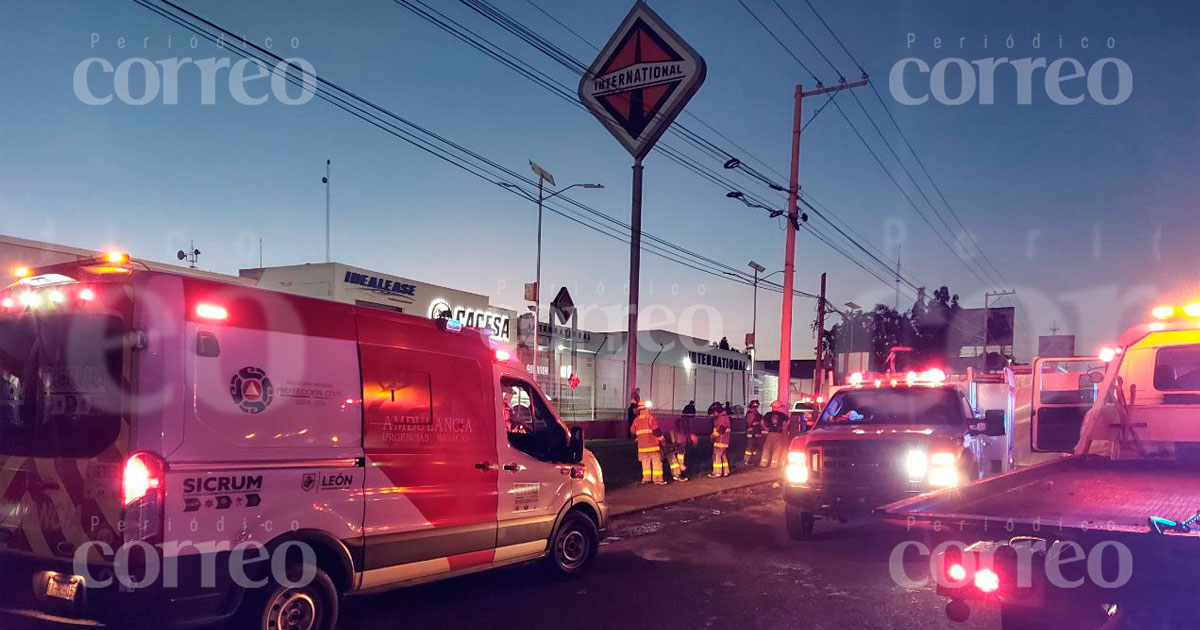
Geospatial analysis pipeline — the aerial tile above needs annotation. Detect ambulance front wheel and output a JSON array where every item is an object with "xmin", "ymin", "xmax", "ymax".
[
  {"xmin": 544, "ymin": 510, "xmax": 599, "ymax": 579},
  {"xmin": 243, "ymin": 563, "xmax": 339, "ymax": 630}
]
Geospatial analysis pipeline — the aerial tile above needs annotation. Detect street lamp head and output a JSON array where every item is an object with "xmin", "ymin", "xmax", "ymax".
[
  {"xmin": 844, "ymin": 301, "xmax": 861, "ymax": 310},
  {"xmin": 582, "ymin": 183, "xmax": 604, "ymax": 189},
  {"xmin": 726, "ymin": 191, "xmax": 744, "ymax": 199},
  {"xmin": 748, "ymin": 260, "xmax": 766, "ymax": 273}
]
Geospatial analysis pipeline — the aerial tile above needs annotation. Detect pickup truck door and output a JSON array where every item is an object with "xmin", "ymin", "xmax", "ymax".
[{"xmin": 1031, "ymin": 357, "xmax": 1107, "ymax": 452}]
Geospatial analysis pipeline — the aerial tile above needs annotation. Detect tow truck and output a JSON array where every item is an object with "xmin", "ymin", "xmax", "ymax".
[
  {"xmin": 877, "ymin": 303, "xmax": 1200, "ymax": 629},
  {"xmin": 782, "ymin": 367, "xmax": 1012, "ymax": 539}
]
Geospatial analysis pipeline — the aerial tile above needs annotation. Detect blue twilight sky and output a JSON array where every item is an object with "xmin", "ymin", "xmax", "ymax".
[{"xmin": 1, "ymin": 0, "xmax": 1198, "ymax": 360}]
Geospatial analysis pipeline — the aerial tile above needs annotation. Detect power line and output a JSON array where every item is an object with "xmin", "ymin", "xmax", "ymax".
[
  {"xmin": 739, "ymin": 0, "xmax": 1000, "ymax": 290},
  {"xmin": 796, "ymin": 0, "xmax": 1012, "ymax": 286}
]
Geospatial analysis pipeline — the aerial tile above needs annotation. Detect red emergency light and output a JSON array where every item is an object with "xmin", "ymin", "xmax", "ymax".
[{"xmin": 195, "ymin": 303, "xmax": 228, "ymax": 320}]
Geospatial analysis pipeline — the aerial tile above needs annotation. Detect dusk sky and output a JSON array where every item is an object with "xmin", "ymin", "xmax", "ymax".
[{"xmin": 2, "ymin": 0, "xmax": 1198, "ymax": 360}]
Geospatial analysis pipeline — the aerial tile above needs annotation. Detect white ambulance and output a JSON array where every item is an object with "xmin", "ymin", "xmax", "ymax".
[{"xmin": 0, "ymin": 254, "xmax": 607, "ymax": 629}]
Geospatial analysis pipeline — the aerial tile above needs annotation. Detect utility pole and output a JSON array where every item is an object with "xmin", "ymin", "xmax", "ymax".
[
  {"xmin": 813, "ymin": 272, "xmax": 827, "ymax": 401},
  {"xmin": 776, "ymin": 78, "xmax": 868, "ymax": 408},
  {"xmin": 982, "ymin": 289, "xmax": 1017, "ymax": 367}
]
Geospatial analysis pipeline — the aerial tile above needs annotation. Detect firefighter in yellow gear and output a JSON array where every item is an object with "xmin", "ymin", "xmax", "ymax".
[
  {"xmin": 709, "ymin": 403, "xmax": 732, "ymax": 477},
  {"xmin": 663, "ymin": 424, "xmax": 689, "ymax": 482},
  {"xmin": 631, "ymin": 402, "xmax": 666, "ymax": 485}
]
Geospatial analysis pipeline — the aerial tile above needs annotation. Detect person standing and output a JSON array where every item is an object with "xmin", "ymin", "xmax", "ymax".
[
  {"xmin": 627, "ymin": 387, "xmax": 642, "ymax": 431},
  {"xmin": 742, "ymin": 400, "xmax": 763, "ymax": 466},
  {"xmin": 630, "ymin": 401, "xmax": 665, "ymax": 485},
  {"xmin": 681, "ymin": 400, "xmax": 697, "ymax": 418},
  {"xmin": 709, "ymin": 403, "xmax": 732, "ymax": 477},
  {"xmin": 760, "ymin": 400, "xmax": 789, "ymax": 468}
]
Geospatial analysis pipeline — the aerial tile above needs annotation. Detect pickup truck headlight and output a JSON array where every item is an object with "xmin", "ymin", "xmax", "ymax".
[
  {"xmin": 906, "ymin": 450, "xmax": 959, "ymax": 487},
  {"xmin": 784, "ymin": 451, "xmax": 809, "ymax": 484},
  {"xmin": 905, "ymin": 450, "xmax": 929, "ymax": 480}
]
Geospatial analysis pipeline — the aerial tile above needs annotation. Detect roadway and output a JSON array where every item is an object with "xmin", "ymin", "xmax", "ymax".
[{"xmin": 339, "ymin": 482, "xmax": 1000, "ymax": 630}]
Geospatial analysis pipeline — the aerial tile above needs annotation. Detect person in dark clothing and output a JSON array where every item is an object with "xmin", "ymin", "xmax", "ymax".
[
  {"xmin": 627, "ymin": 387, "xmax": 641, "ymax": 430},
  {"xmin": 682, "ymin": 400, "xmax": 697, "ymax": 417},
  {"xmin": 760, "ymin": 400, "xmax": 789, "ymax": 468},
  {"xmin": 742, "ymin": 400, "xmax": 763, "ymax": 466}
]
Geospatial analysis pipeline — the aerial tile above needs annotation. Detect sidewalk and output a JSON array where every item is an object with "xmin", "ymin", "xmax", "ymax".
[{"xmin": 605, "ymin": 466, "xmax": 780, "ymax": 517}]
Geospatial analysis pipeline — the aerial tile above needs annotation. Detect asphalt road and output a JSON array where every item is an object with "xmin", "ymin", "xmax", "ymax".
[
  {"xmin": 339, "ymin": 483, "xmax": 1001, "ymax": 630},
  {"xmin": 2, "ymin": 483, "xmax": 1001, "ymax": 630}
]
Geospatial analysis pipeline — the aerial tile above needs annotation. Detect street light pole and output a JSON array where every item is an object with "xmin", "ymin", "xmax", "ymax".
[
  {"xmin": 748, "ymin": 260, "xmax": 766, "ymax": 398},
  {"xmin": 534, "ymin": 176, "xmax": 545, "ymax": 387},
  {"xmin": 512, "ymin": 163, "xmax": 603, "ymax": 389}
]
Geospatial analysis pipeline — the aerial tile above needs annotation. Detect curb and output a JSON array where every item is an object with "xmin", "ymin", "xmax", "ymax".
[{"xmin": 608, "ymin": 473, "xmax": 779, "ymax": 517}]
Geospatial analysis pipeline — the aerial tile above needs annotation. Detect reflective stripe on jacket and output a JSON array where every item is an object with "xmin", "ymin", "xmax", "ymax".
[{"xmin": 632, "ymin": 414, "xmax": 662, "ymax": 453}]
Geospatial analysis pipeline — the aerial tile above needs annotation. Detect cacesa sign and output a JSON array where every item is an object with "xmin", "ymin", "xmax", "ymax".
[{"xmin": 891, "ymin": 33, "xmax": 1131, "ymax": 106}]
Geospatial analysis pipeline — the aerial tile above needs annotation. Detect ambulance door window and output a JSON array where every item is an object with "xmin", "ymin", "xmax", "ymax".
[{"xmin": 501, "ymin": 378, "xmax": 566, "ymax": 461}]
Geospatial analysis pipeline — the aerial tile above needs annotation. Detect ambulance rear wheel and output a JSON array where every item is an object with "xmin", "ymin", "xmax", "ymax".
[
  {"xmin": 544, "ymin": 511, "xmax": 599, "ymax": 579},
  {"xmin": 786, "ymin": 505, "xmax": 815, "ymax": 540},
  {"xmin": 243, "ymin": 564, "xmax": 339, "ymax": 630}
]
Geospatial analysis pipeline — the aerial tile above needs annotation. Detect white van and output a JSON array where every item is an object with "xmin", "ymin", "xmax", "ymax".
[{"xmin": 0, "ymin": 255, "xmax": 606, "ymax": 628}]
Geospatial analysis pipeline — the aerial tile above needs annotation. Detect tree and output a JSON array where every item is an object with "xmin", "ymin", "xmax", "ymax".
[
  {"xmin": 911, "ymin": 286, "xmax": 964, "ymax": 366},
  {"xmin": 823, "ymin": 284, "xmax": 970, "ymax": 375}
]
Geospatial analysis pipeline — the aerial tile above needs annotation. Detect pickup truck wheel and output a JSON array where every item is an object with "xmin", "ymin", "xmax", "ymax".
[
  {"xmin": 785, "ymin": 505, "xmax": 815, "ymax": 540},
  {"xmin": 241, "ymin": 564, "xmax": 339, "ymax": 630},
  {"xmin": 544, "ymin": 511, "xmax": 599, "ymax": 579}
]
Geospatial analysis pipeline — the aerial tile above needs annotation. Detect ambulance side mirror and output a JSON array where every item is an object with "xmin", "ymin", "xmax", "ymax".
[{"xmin": 568, "ymin": 427, "xmax": 584, "ymax": 463}]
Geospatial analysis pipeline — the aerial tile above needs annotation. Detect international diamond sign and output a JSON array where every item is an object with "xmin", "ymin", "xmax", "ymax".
[
  {"xmin": 579, "ymin": 1, "xmax": 706, "ymax": 423},
  {"xmin": 578, "ymin": 1, "xmax": 706, "ymax": 159}
]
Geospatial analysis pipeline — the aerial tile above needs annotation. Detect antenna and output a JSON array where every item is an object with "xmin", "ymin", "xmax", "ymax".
[
  {"xmin": 322, "ymin": 159, "xmax": 331, "ymax": 263},
  {"xmin": 176, "ymin": 240, "xmax": 201, "ymax": 269},
  {"xmin": 894, "ymin": 244, "xmax": 902, "ymax": 309}
]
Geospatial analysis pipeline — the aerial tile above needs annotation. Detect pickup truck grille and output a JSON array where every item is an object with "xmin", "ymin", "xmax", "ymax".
[{"xmin": 808, "ymin": 441, "xmax": 905, "ymax": 486}]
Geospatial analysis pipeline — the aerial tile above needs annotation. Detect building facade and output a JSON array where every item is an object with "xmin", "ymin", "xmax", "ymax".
[{"xmin": 240, "ymin": 263, "xmax": 518, "ymax": 344}]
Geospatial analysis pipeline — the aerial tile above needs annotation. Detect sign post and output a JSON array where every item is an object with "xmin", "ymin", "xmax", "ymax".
[
  {"xmin": 579, "ymin": 0, "xmax": 705, "ymax": 417},
  {"xmin": 551, "ymin": 287, "xmax": 578, "ymax": 412}
]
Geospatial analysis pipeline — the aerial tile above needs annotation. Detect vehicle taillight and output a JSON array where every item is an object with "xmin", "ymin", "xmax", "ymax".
[
  {"xmin": 974, "ymin": 568, "xmax": 1000, "ymax": 593},
  {"xmin": 122, "ymin": 452, "xmax": 165, "ymax": 543},
  {"xmin": 123, "ymin": 452, "xmax": 163, "ymax": 506},
  {"xmin": 947, "ymin": 563, "xmax": 967, "ymax": 581}
]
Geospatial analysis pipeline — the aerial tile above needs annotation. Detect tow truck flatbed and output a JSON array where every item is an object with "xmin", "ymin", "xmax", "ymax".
[{"xmin": 877, "ymin": 455, "xmax": 1200, "ymax": 535}]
